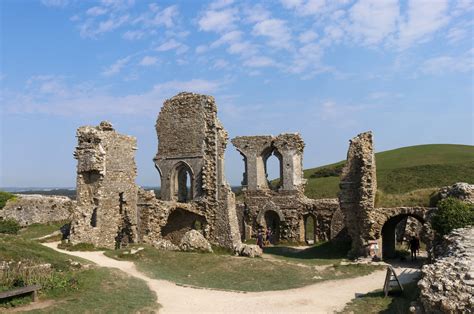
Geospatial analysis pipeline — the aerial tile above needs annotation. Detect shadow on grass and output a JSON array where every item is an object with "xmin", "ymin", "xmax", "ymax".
[{"xmin": 263, "ymin": 240, "xmax": 351, "ymax": 260}]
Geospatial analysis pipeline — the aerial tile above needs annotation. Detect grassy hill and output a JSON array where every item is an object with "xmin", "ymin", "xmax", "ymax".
[{"xmin": 303, "ymin": 144, "xmax": 474, "ymax": 207}]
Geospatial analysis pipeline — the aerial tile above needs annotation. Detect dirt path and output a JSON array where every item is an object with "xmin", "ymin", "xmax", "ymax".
[{"xmin": 42, "ymin": 242, "xmax": 420, "ymax": 313}]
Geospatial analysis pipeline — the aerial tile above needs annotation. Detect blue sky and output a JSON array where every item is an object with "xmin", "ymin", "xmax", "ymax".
[{"xmin": 1, "ymin": 0, "xmax": 473, "ymax": 188}]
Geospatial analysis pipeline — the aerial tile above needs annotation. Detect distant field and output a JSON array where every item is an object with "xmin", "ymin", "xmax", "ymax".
[{"xmin": 303, "ymin": 144, "xmax": 474, "ymax": 206}]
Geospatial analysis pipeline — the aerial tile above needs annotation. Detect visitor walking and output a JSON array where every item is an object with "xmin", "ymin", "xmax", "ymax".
[
  {"xmin": 257, "ymin": 229, "xmax": 264, "ymax": 249},
  {"xmin": 265, "ymin": 228, "xmax": 272, "ymax": 246},
  {"xmin": 408, "ymin": 236, "xmax": 420, "ymax": 261}
]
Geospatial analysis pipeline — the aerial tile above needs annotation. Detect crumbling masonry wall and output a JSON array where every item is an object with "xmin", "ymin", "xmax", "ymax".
[
  {"xmin": 338, "ymin": 131, "xmax": 377, "ymax": 256},
  {"xmin": 152, "ymin": 92, "xmax": 240, "ymax": 249},
  {"xmin": 69, "ymin": 121, "xmax": 138, "ymax": 249},
  {"xmin": 232, "ymin": 134, "xmax": 339, "ymax": 242}
]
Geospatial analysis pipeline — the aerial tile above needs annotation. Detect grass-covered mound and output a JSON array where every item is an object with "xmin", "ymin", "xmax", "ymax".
[
  {"xmin": 106, "ymin": 243, "xmax": 381, "ymax": 292},
  {"xmin": 0, "ymin": 224, "xmax": 157, "ymax": 312},
  {"xmin": 0, "ymin": 191, "xmax": 16, "ymax": 209},
  {"xmin": 303, "ymin": 144, "xmax": 474, "ymax": 206}
]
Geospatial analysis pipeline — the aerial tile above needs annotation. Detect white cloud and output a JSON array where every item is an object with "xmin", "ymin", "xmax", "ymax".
[
  {"xmin": 198, "ymin": 8, "xmax": 238, "ymax": 33},
  {"xmin": 150, "ymin": 5, "xmax": 179, "ymax": 28},
  {"xmin": 3, "ymin": 78, "xmax": 223, "ymax": 116},
  {"xmin": 139, "ymin": 56, "xmax": 158, "ymax": 66},
  {"xmin": 41, "ymin": 0, "xmax": 68, "ymax": 7},
  {"xmin": 349, "ymin": 0, "xmax": 399, "ymax": 45},
  {"xmin": 253, "ymin": 18, "xmax": 292, "ymax": 49},
  {"xmin": 210, "ymin": 31, "xmax": 243, "ymax": 48},
  {"xmin": 86, "ymin": 6, "xmax": 108, "ymax": 16},
  {"xmin": 298, "ymin": 30, "xmax": 318, "ymax": 43},
  {"xmin": 80, "ymin": 14, "xmax": 129, "ymax": 38},
  {"xmin": 280, "ymin": 0, "xmax": 327, "ymax": 16},
  {"xmin": 122, "ymin": 30, "xmax": 145, "ymax": 40},
  {"xmin": 446, "ymin": 24, "xmax": 469, "ymax": 44},
  {"xmin": 213, "ymin": 59, "xmax": 229, "ymax": 69},
  {"xmin": 209, "ymin": 0, "xmax": 234, "ymax": 10},
  {"xmin": 102, "ymin": 56, "xmax": 131, "ymax": 76},
  {"xmin": 195, "ymin": 45, "xmax": 209, "ymax": 54},
  {"xmin": 155, "ymin": 39, "xmax": 189, "ymax": 54},
  {"xmin": 421, "ymin": 50, "xmax": 474, "ymax": 75},
  {"xmin": 243, "ymin": 56, "xmax": 275, "ymax": 68},
  {"xmin": 397, "ymin": 0, "xmax": 449, "ymax": 49},
  {"xmin": 243, "ymin": 4, "xmax": 271, "ymax": 23}
]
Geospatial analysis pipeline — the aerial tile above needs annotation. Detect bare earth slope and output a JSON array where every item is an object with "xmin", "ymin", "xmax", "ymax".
[{"xmin": 42, "ymin": 242, "xmax": 420, "ymax": 313}]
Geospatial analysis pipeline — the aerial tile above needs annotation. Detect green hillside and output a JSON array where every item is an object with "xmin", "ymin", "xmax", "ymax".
[{"xmin": 303, "ymin": 144, "xmax": 474, "ymax": 207}]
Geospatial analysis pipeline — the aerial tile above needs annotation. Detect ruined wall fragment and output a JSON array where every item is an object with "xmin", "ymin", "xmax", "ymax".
[
  {"xmin": 338, "ymin": 131, "xmax": 377, "ymax": 257},
  {"xmin": 69, "ymin": 121, "xmax": 138, "ymax": 249},
  {"xmin": 153, "ymin": 93, "xmax": 241, "ymax": 249}
]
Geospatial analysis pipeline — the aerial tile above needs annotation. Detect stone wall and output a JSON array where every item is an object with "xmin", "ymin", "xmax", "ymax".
[
  {"xmin": 69, "ymin": 121, "xmax": 138, "ymax": 249},
  {"xmin": 0, "ymin": 195, "xmax": 73, "ymax": 226},
  {"xmin": 338, "ymin": 131, "xmax": 377, "ymax": 256},
  {"xmin": 238, "ymin": 189, "xmax": 339, "ymax": 243},
  {"xmin": 153, "ymin": 93, "xmax": 241, "ymax": 250},
  {"xmin": 435, "ymin": 182, "xmax": 474, "ymax": 204},
  {"xmin": 418, "ymin": 227, "xmax": 474, "ymax": 313}
]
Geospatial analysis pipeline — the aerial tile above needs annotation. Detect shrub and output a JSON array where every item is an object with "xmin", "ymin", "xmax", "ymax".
[
  {"xmin": 310, "ymin": 163, "xmax": 345, "ymax": 179},
  {"xmin": 0, "ymin": 219, "xmax": 21, "ymax": 234},
  {"xmin": 0, "ymin": 191, "xmax": 16, "ymax": 209},
  {"xmin": 431, "ymin": 197, "xmax": 474, "ymax": 236}
]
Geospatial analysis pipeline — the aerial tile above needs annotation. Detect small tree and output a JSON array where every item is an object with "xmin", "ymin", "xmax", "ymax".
[
  {"xmin": 0, "ymin": 219, "xmax": 21, "ymax": 234},
  {"xmin": 431, "ymin": 197, "xmax": 474, "ymax": 236}
]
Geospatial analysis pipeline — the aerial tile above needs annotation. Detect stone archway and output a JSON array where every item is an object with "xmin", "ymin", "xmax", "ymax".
[
  {"xmin": 257, "ymin": 202, "xmax": 285, "ymax": 244},
  {"xmin": 380, "ymin": 213, "xmax": 425, "ymax": 259}
]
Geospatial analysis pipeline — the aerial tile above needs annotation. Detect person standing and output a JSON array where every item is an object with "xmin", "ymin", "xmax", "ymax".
[{"xmin": 409, "ymin": 236, "xmax": 420, "ymax": 261}]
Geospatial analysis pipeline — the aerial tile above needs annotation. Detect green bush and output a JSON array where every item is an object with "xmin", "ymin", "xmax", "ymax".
[
  {"xmin": 432, "ymin": 197, "xmax": 474, "ymax": 236},
  {"xmin": 0, "ymin": 219, "xmax": 21, "ymax": 234},
  {"xmin": 0, "ymin": 191, "xmax": 16, "ymax": 209}
]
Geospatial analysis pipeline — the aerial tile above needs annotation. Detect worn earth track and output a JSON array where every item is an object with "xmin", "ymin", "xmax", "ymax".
[{"xmin": 42, "ymin": 242, "xmax": 419, "ymax": 313}]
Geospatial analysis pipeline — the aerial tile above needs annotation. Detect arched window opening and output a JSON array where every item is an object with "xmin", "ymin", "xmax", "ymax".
[
  {"xmin": 305, "ymin": 215, "xmax": 316, "ymax": 244},
  {"xmin": 172, "ymin": 162, "xmax": 194, "ymax": 203},
  {"xmin": 264, "ymin": 150, "xmax": 282, "ymax": 190}
]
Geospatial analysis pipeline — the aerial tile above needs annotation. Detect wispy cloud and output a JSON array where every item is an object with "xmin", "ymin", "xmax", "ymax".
[
  {"xmin": 41, "ymin": 0, "xmax": 68, "ymax": 8},
  {"xmin": 397, "ymin": 0, "xmax": 449, "ymax": 49},
  {"xmin": 3, "ymin": 77, "xmax": 224, "ymax": 116},
  {"xmin": 420, "ymin": 49, "xmax": 474, "ymax": 75},
  {"xmin": 139, "ymin": 56, "xmax": 158, "ymax": 66},
  {"xmin": 155, "ymin": 39, "xmax": 188, "ymax": 54},
  {"xmin": 198, "ymin": 8, "xmax": 238, "ymax": 32},
  {"xmin": 102, "ymin": 56, "xmax": 131, "ymax": 76}
]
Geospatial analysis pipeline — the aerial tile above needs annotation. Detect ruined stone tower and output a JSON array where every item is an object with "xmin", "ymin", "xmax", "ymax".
[
  {"xmin": 69, "ymin": 121, "xmax": 138, "ymax": 249},
  {"xmin": 338, "ymin": 131, "xmax": 377, "ymax": 257},
  {"xmin": 153, "ymin": 92, "xmax": 241, "ymax": 249}
]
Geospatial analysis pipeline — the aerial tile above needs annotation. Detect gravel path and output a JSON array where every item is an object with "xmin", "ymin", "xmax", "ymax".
[{"xmin": 42, "ymin": 242, "xmax": 420, "ymax": 313}]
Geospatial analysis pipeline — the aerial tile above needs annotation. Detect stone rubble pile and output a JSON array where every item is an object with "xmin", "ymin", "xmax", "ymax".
[
  {"xmin": 418, "ymin": 227, "xmax": 474, "ymax": 313},
  {"xmin": 179, "ymin": 230, "xmax": 213, "ymax": 253},
  {"xmin": 437, "ymin": 182, "xmax": 474, "ymax": 204}
]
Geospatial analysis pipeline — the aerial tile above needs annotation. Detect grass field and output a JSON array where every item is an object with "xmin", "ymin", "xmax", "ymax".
[
  {"xmin": 0, "ymin": 225, "xmax": 157, "ymax": 312},
  {"xmin": 106, "ymin": 243, "xmax": 381, "ymax": 292},
  {"xmin": 338, "ymin": 280, "xmax": 420, "ymax": 313},
  {"xmin": 303, "ymin": 144, "xmax": 474, "ymax": 206}
]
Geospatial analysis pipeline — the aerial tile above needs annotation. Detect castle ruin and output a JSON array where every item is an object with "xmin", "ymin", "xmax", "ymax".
[{"xmin": 68, "ymin": 92, "xmax": 437, "ymax": 259}]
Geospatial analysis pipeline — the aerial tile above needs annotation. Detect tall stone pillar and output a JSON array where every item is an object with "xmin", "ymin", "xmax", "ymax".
[{"xmin": 273, "ymin": 133, "xmax": 306, "ymax": 192}]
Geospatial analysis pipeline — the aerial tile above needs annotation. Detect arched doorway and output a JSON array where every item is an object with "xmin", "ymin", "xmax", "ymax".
[
  {"xmin": 381, "ymin": 214, "xmax": 424, "ymax": 259},
  {"xmin": 264, "ymin": 210, "xmax": 280, "ymax": 244},
  {"xmin": 171, "ymin": 162, "xmax": 194, "ymax": 203},
  {"xmin": 304, "ymin": 215, "xmax": 316, "ymax": 244}
]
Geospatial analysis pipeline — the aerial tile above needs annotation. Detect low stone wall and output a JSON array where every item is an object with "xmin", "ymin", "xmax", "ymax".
[
  {"xmin": 418, "ymin": 227, "xmax": 474, "ymax": 313},
  {"xmin": 0, "ymin": 194, "xmax": 74, "ymax": 226}
]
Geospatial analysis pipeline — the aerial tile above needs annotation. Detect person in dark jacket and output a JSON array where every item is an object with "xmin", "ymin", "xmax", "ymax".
[{"xmin": 409, "ymin": 236, "xmax": 420, "ymax": 261}]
